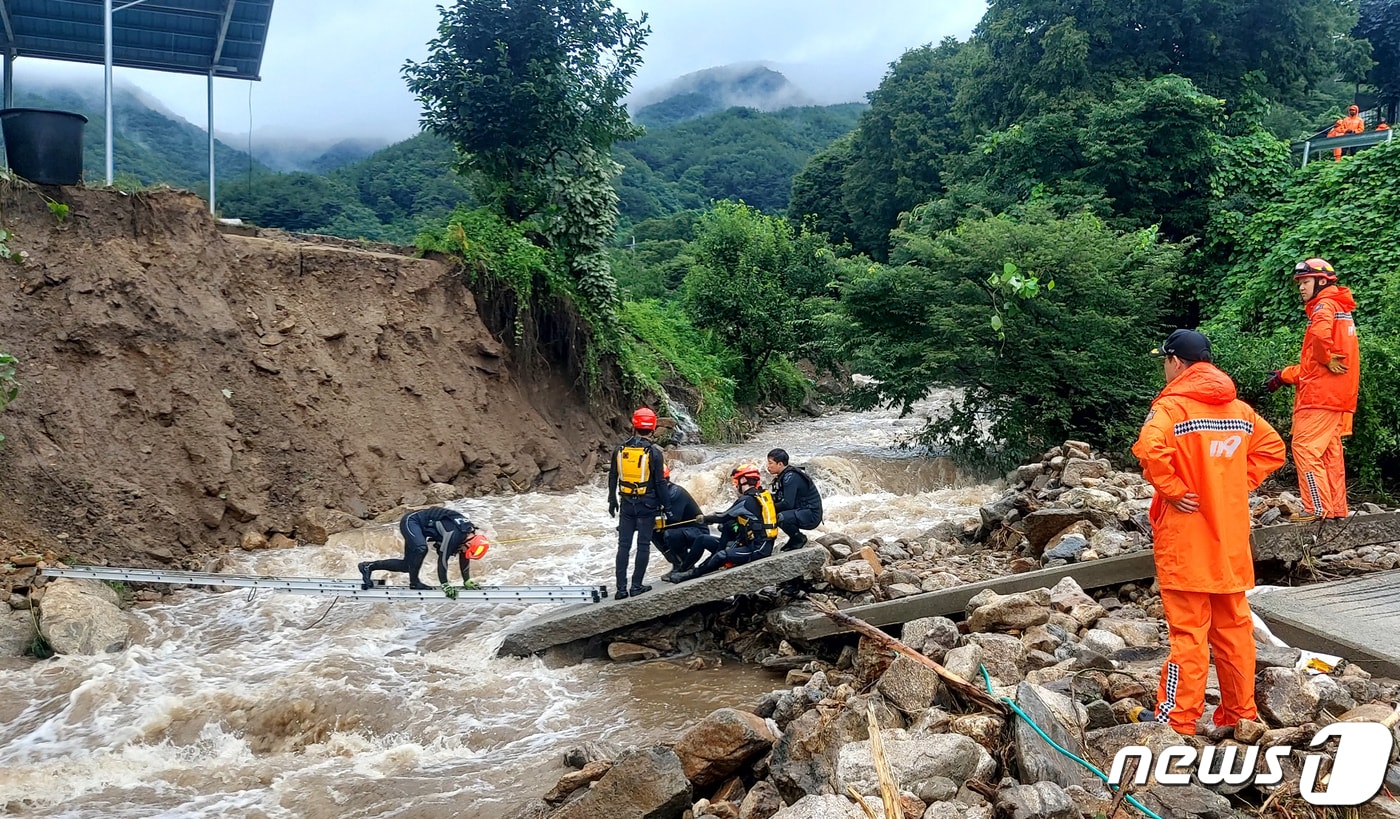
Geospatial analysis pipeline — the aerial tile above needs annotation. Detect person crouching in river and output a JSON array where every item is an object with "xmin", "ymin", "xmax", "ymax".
[
  {"xmin": 671, "ymin": 464, "xmax": 778, "ymax": 582},
  {"xmin": 653, "ymin": 464, "xmax": 708, "ymax": 583},
  {"xmin": 359, "ymin": 506, "xmax": 489, "ymax": 590}
]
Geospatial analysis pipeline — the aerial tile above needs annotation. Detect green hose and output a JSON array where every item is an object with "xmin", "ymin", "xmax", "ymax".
[{"xmin": 980, "ymin": 664, "xmax": 1165, "ymax": 819}]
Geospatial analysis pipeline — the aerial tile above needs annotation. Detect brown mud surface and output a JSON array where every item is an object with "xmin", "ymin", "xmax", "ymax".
[{"xmin": 0, "ymin": 187, "xmax": 620, "ymax": 569}]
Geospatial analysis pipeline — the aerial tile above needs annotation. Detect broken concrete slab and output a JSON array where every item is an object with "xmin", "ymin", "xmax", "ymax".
[
  {"xmin": 1250, "ymin": 511, "xmax": 1400, "ymax": 562},
  {"xmin": 497, "ymin": 548, "xmax": 829, "ymax": 657},
  {"xmin": 1249, "ymin": 569, "xmax": 1400, "ymax": 679}
]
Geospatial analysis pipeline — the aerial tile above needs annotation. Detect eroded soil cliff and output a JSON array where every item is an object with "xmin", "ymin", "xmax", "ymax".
[{"xmin": 0, "ymin": 187, "xmax": 619, "ymax": 568}]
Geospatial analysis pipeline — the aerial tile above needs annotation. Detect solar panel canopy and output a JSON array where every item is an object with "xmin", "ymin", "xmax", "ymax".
[{"xmin": 0, "ymin": 0, "xmax": 272, "ymax": 81}]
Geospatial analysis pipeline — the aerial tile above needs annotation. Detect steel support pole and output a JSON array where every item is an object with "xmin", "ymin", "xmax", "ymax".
[
  {"xmin": 2, "ymin": 51, "xmax": 11, "ymax": 109},
  {"xmin": 1301, "ymin": 140, "xmax": 1311, "ymax": 168},
  {"xmin": 207, "ymin": 70, "xmax": 215, "ymax": 214},
  {"xmin": 104, "ymin": 0, "xmax": 113, "ymax": 185}
]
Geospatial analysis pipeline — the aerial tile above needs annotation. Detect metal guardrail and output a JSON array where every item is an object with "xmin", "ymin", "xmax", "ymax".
[
  {"xmin": 1297, "ymin": 129, "xmax": 1394, "ymax": 165},
  {"xmin": 41, "ymin": 566, "xmax": 606, "ymax": 603}
]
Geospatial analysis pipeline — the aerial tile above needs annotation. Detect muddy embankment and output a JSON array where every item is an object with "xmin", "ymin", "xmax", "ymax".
[{"xmin": 0, "ymin": 187, "xmax": 622, "ymax": 569}]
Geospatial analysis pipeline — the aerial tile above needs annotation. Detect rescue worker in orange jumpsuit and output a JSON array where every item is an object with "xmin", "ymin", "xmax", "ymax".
[
  {"xmin": 1133, "ymin": 329, "xmax": 1286, "ymax": 736},
  {"xmin": 607, "ymin": 407, "xmax": 666, "ymax": 600},
  {"xmin": 1266, "ymin": 259, "xmax": 1360, "ymax": 521},
  {"xmin": 1328, "ymin": 104, "xmax": 1366, "ymax": 160}
]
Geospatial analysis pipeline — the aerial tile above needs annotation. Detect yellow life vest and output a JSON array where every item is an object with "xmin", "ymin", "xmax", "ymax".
[
  {"xmin": 737, "ymin": 490, "xmax": 780, "ymax": 541},
  {"xmin": 617, "ymin": 444, "xmax": 653, "ymax": 495}
]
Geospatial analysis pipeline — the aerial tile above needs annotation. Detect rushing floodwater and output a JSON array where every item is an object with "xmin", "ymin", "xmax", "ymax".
[{"xmin": 0, "ymin": 394, "xmax": 999, "ymax": 818}]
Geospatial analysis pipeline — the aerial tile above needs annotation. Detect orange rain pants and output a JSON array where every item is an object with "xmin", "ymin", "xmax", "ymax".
[
  {"xmin": 1292, "ymin": 408, "xmax": 1349, "ymax": 518},
  {"xmin": 1156, "ymin": 589, "xmax": 1257, "ymax": 735}
]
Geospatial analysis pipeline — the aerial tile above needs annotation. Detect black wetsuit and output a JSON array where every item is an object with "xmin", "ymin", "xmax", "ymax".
[
  {"xmin": 607, "ymin": 435, "xmax": 665, "ymax": 597},
  {"xmin": 652, "ymin": 481, "xmax": 706, "ymax": 574},
  {"xmin": 771, "ymin": 465, "xmax": 823, "ymax": 549},
  {"xmin": 680, "ymin": 490, "xmax": 775, "ymax": 580},
  {"xmin": 360, "ymin": 507, "xmax": 474, "ymax": 590}
]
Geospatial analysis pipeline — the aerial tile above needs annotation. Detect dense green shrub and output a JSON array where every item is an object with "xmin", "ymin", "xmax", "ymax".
[
  {"xmin": 617, "ymin": 299, "xmax": 741, "ymax": 440},
  {"xmin": 837, "ymin": 204, "xmax": 1184, "ymax": 467}
]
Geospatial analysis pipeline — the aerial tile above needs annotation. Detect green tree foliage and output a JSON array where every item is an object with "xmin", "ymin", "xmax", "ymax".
[
  {"xmin": 970, "ymin": 0, "xmax": 1362, "ymax": 127},
  {"xmin": 1206, "ymin": 142, "xmax": 1400, "ymax": 490},
  {"xmin": 837, "ymin": 205, "xmax": 1183, "ymax": 464},
  {"xmin": 1214, "ymin": 142, "xmax": 1400, "ymax": 329},
  {"xmin": 1358, "ymin": 0, "xmax": 1400, "ymax": 114},
  {"xmin": 788, "ymin": 133, "xmax": 857, "ymax": 246},
  {"xmin": 617, "ymin": 299, "xmax": 741, "ymax": 439},
  {"xmin": 842, "ymin": 39, "xmax": 975, "ymax": 258},
  {"xmin": 683, "ymin": 202, "xmax": 828, "ymax": 400},
  {"xmin": 403, "ymin": 0, "xmax": 649, "ymax": 221}
]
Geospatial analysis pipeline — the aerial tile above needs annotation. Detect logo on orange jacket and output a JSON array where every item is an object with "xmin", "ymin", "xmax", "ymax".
[{"xmin": 1209, "ymin": 435, "xmax": 1243, "ymax": 458}]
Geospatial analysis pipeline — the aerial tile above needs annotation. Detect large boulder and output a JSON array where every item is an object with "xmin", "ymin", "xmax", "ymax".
[
  {"xmin": 673, "ymin": 708, "xmax": 776, "ymax": 788},
  {"xmin": 1021, "ymin": 510, "xmax": 1101, "ymax": 554},
  {"xmin": 0, "ymin": 609, "xmax": 35, "ymax": 657},
  {"xmin": 824, "ymin": 561, "xmax": 876, "ymax": 592},
  {"xmin": 769, "ymin": 695, "xmax": 902, "ymax": 804},
  {"xmin": 837, "ymin": 732, "xmax": 996, "ymax": 797},
  {"xmin": 996, "ymin": 782, "xmax": 1078, "ymax": 819},
  {"xmin": 551, "ymin": 745, "xmax": 691, "ymax": 819},
  {"xmin": 38, "ymin": 579, "xmax": 133, "ymax": 655},
  {"xmin": 878, "ymin": 655, "xmax": 943, "ymax": 714},
  {"xmin": 1257, "ymin": 667, "xmax": 1322, "ymax": 727},
  {"xmin": 967, "ymin": 592, "xmax": 1050, "ymax": 633},
  {"xmin": 294, "ymin": 506, "xmax": 364, "ymax": 544},
  {"xmin": 738, "ymin": 781, "xmax": 784, "ymax": 819},
  {"xmin": 771, "ymin": 794, "xmax": 885, "ymax": 819}
]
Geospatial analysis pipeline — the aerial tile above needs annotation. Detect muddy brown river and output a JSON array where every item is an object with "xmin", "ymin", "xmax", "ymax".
[{"xmin": 0, "ymin": 394, "xmax": 998, "ymax": 817}]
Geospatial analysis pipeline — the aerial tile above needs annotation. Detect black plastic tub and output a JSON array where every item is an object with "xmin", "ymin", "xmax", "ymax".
[{"xmin": 0, "ymin": 108, "xmax": 88, "ymax": 185}]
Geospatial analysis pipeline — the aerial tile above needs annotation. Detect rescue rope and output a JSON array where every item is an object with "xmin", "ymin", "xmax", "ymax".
[
  {"xmin": 490, "ymin": 517, "xmax": 711, "ymax": 545},
  {"xmin": 980, "ymin": 665, "xmax": 1165, "ymax": 819}
]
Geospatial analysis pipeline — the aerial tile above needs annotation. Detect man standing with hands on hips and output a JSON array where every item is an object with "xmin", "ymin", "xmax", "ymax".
[{"xmin": 1133, "ymin": 329, "xmax": 1286, "ymax": 736}]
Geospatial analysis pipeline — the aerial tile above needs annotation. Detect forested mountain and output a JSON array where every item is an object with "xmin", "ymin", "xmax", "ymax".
[
  {"xmin": 615, "ymin": 102, "xmax": 864, "ymax": 221},
  {"xmin": 1, "ymin": 84, "xmax": 269, "ymax": 191},
  {"xmin": 216, "ymin": 99, "xmax": 863, "ymax": 242},
  {"xmin": 631, "ymin": 64, "xmax": 813, "ymax": 127}
]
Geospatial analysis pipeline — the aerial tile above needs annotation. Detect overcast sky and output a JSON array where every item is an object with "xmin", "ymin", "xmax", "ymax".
[{"xmin": 17, "ymin": 1, "xmax": 985, "ymax": 144}]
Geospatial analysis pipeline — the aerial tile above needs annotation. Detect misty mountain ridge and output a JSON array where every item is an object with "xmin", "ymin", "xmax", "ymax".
[
  {"xmin": 235, "ymin": 135, "xmax": 394, "ymax": 174},
  {"xmin": 631, "ymin": 64, "xmax": 815, "ymax": 128}
]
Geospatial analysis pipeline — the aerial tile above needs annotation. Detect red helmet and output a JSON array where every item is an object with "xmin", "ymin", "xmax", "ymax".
[
  {"xmin": 464, "ymin": 533, "xmax": 490, "ymax": 560},
  {"xmin": 631, "ymin": 407, "xmax": 657, "ymax": 432},
  {"xmin": 731, "ymin": 463, "xmax": 761, "ymax": 489},
  {"xmin": 1293, "ymin": 258, "xmax": 1337, "ymax": 282}
]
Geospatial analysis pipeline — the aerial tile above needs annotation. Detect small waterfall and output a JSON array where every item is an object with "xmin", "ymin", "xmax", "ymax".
[{"xmin": 661, "ymin": 392, "xmax": 702, "ymax": 444}]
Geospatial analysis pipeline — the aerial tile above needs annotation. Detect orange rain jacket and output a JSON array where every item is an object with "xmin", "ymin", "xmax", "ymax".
[
  {"xmin": 1132, "ymin": 364, "xmax": 1286, "ymax": 593},
  {"xmin": 1328, "ymin": 114, "xmax": 1366, "ymax": 137},
  {"xmin": 1280, "ymin": 285, "xmax": 1360, "ymax": 412}
]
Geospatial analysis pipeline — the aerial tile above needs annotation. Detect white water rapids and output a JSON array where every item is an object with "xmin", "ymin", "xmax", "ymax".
[{"xmin": 0, "ymin": 395, "xmax": 1000, "ymax": 818}]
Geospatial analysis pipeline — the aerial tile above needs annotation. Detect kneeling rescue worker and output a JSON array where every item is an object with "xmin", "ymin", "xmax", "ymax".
[
  {"xmin": 1132, "ymin": 329, "xmax": 1285, "ymax": 735},
  {"xmin": 672, "ymin": 464, "xmax": 778, "ymax": 583},
  {"xmin": 607, "ymin": 406, "xmax": 666, "ymax": 600},
  {"xmin": 360, "ymin": 506, "xmax": 489, "ymax": 590},
  {"xmin": 766, "ymin": 448, "xmax": 823, "ymax": 551},
  {"xmin": 653, "ymin": 465, "xmax": 708, "ymax": 583}
]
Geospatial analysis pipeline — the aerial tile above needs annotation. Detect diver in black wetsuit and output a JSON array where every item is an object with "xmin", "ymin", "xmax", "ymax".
[
  {"xmin": 652, "ymin": 465, "xmax": 707, "ymax": 582},
  {"xmin": 359, "ymin": 507, "xmax": 489, "ymax": 590},
  {"xmin": 766, "ymin": 448, "xmax": 823, "ymax": 551},
  {"xmin": 671, "ymin": 464, "xmax": 778, "ymax": 583}
]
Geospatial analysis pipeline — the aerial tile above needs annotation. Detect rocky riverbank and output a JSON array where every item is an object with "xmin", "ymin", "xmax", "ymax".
[{"xmin": 509, "ymin": 441, "xmax": 1400, "ymax": 819}]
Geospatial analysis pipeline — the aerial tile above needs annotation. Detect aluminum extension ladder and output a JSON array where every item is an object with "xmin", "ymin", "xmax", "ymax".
[{"xmin": 41, "ymin": 566, "xmax": 606, "ymax": 604}]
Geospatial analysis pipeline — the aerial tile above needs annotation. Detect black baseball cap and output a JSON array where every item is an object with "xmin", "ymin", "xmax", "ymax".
[{"xmin": 1150, "ymin": 329, "xmax": 1212, "ymax": 363}]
